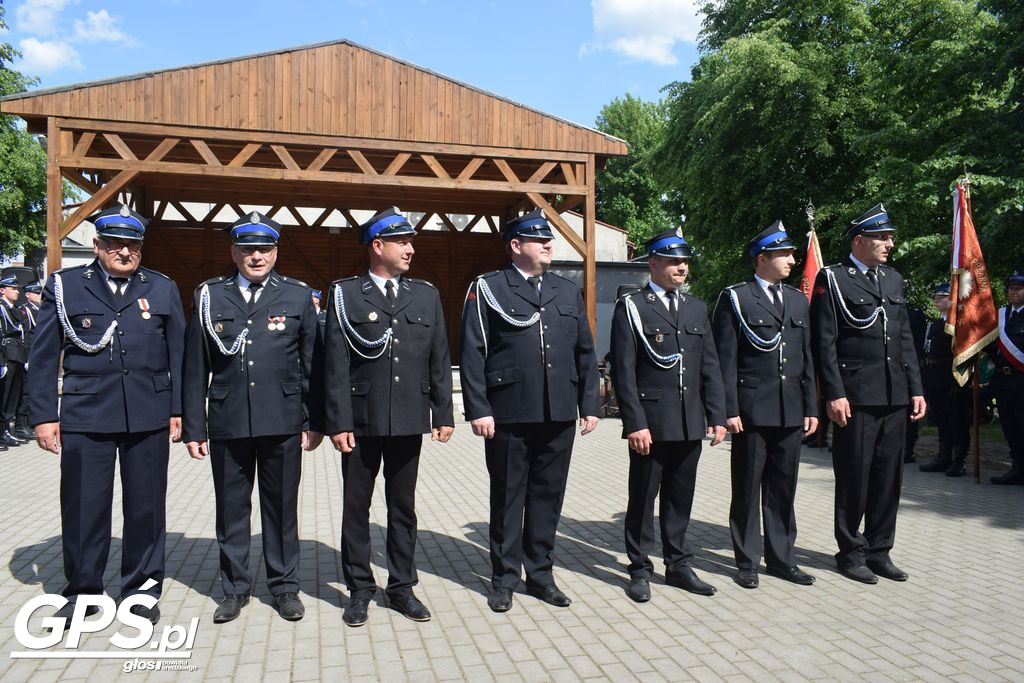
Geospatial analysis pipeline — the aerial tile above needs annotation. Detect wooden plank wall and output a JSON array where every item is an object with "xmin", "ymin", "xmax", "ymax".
[
  {"xmin": 141, "ymin": 227, "xmax": 509, "ymax": 362},
  {"xmin": 3, "ymin": 43, "xmax": 627, "ymax": 157}
]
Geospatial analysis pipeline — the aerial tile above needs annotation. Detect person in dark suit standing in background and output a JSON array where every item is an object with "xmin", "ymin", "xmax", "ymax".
[
  {"xmin": 712, "ymin": 222, "xmax": 818, "ymax": 590},
  {"xmin": 183, "ymin": 211, "xmax": 322, "ymax": 624},
  {"xmin": 324, "ymin": 208, "xmax": 454, "ymax": 627},
  {"xmin": 14, "ymin": 282, "xmax": 43, "ymax": 440},
  {"xmin": 810, "ymin": 204, "xmax": 926, "ymax": 585},
  {"xmin": 0, "ymin": 276, "xmax": 28, "ymax": 447},
  {"xmin": 988, "ymin": 270, "xmax": 1024, "ymax": 484},
  {"xmin": 610, "ymin": 228, "xmax": 727, "ymax": 603},
  {"xmin": 460, "ymin": 209, "xmax": 601, "ymax": 613},
  {"xmin": 918, "ymin": 282, "xmax": 972, "ymax": 476},
  {"xmin": 30, "ymin": 204, "xmax": 185, "ymax": 626}
]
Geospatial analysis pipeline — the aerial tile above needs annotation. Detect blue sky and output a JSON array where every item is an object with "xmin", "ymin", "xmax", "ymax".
[{"xmin": 1, "ymin": 0, "xmax": 703, "ymax": 129}]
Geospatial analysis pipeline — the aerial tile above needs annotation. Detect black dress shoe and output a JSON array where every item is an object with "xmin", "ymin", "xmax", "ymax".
[
  {"xmin": 666, "ymin": 567, "xmax": 716, "ymax": 596},
  {"xmin": 487, "ymin": 588, "xmax": 513, "ymax": 613},
  {"xmin": 527, "ymin": 583, "xmax": 571, "ymax": 607},
  {"xmin": 866, "ymin": 560, "xmax": 908, "ymax": 582},
  {"xmin": 273, "ymin": 592, "xmax": 305, "ymax": 621},
  {"xmin": 990, "ymin": 468, "xmax": 1024, "ymax": 485},
  {"xmin": 0, "ymin": 431, "xmax": 22, "ymax": 447},
  {"xmin": 389, "ymin": 593, "xmax": 431, "ymax": 622},
  {"xmin": 49, "ymin": 602, "xmax": 100, "ymax": 631},
  {"xmin": 767, "ymin": 566, "xmax": 815, "ymax": 585},
  {"xmin": 130, "ymin": 603, "xmax": 161, "ymax": 625},
  {"xmin": 920, "ymin": 458, "xmax": 952, "ymax": 472},
  {"xmin": 626, "ymin": 576, "xmax": 651, "ymax": 602},
  {"xmin": 14, "ymin": 427, "xmax": 35, "ymax": 440},
  {"xmin": 343, "ymin": 593, "xmax": 372, "ymax": 627},
  {"xmin": 213, "ymin": 595, "xmax": 249, "ymax": 624},
  {"xmin": 733, "ymin": 569, "xmax": 759, "ymax": 589},
  {"xmin": 839, "ymin": 565, "xmax": 878, "ymax": 584},
  {"xmin": 945, "ymin": 461, "xmax": 966, "ymax": 477}
]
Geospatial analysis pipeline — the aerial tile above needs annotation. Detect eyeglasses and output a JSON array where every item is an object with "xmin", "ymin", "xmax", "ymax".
[
  {"xmin": 236, "ymin": 245, "xmax": 277, "ymax": 255},
  {"xmin": 866, "ymin": 234, "xmax": 895, "ymax": 244},
  {"xmin": 99, "ymin": 238, "xmax": 142, "ymax": 253}
]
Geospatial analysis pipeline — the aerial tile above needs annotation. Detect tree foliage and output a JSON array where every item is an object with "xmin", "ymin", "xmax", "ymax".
[{"xmin": 636, "ymin": 0, "xmax": 1023, "ymax": 305}]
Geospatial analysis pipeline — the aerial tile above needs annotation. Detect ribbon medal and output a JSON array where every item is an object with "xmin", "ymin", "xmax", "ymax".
[
  {"xmin": 268, "ymin": 315, "xmax": 286, "ymax": 331},
  {"xmin": 137, "ymin": 298, "xmax": 151, "ymax": 320}
]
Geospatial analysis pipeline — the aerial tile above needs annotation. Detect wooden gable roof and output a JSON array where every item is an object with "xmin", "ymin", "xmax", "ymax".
[{"xmin": 1, "ymin": 39, "xmax": 628, "ymax": 158}]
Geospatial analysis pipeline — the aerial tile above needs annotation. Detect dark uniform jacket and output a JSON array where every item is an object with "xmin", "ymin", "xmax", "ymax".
[
  {"xmin": 712, "ymin": 281, "xmax": 816, "ymax": 428},
  {"xmin": 459, "ymin": 265, "xmax": 600, "ymax": 424},
  {"xmin": 989, "ymin": 308, "xmax": 1024, "ymax": 393},
  {"xmin": 20, "ymin": 301, "xmax": 39, "ymax": 355},
  {"xmin": 182, "ymin": 271, "xmax": 319, "ymax": 441},
  {"xmin": 28, "ymin": 261, "xmax": 185, "ymax": 432},
  {"xmin": 610, "ymin": 284, "xmax": 726, "ymax": 441},
  {"xmin": 0, "ymin": 299, "xmax": 27, "ymax": 364},
  {"xmin": 922, "ymin": 318, "xmax": 957, "ymax": 393},
  {"xmin": 810, "ymin": 258, "xmax": 923, "ymax": 407},
  {"xmin": 323, "ymin": 274, "xmax": 454, "ymax": 436}
]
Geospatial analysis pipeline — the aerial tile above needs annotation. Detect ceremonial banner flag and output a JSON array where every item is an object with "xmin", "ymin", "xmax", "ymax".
[
  {"xmin": 800, "ymin": 229, "xmax": 824, "ymax": 302},
  {"xmin": 946, "ymin": 180, "xmax": 998, "ymax": 386}
]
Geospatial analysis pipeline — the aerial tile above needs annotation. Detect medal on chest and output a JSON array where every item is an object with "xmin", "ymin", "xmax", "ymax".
[
  {"xmin": 268, "ymin": 315, "xmax": 286, "ymax": 331},
  {"xmin": 137, "ymin": 298, "xmax": 151, "ymax": 320}
]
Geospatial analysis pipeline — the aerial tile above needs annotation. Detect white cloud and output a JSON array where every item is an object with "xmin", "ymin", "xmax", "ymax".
[
  {"xmin": 584, "ymin": 0, "xmax": 703, "ymax": 66},
  {"xmin": 14, "ymin": 0, "xmax": 73, "ymax": 37},
  {"xmin": 18, "ymin": 37, "xmax": 82, "ymax": 73},
  {"xmin": 73, "ymin": 9, "xmax": 135, "ymax": 45}
]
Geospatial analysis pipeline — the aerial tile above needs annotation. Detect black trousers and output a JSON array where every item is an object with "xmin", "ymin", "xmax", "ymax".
[
  {"xmin": 486, "ymin": 421, "xmax": 575, "ymax": 590},
  {"xmin": 341, "ymin": 434, "xmax": 422, "ymax": 597},
  {"xmin": 624, "ymin": 440, "xmax": 702, "ymax": 579},
  {"xmin": 927, "ymin": 385, "xmax": 972, "ymax": 450},
  {"xmin": 211, "ymin": 434, "xmax": 301, "ymax": 597},
  {"xmin": 729, "ymin": 426, "xmax": 803, "ymax": 571},
  {"xmin": 832, "ymin": 405, "xmax": 907, "ymax": 568},
  {"xmin": 996, "ymin": 389, "xmax": 1024, "ymax": 462},
  {"xmin": 2, "ymin": 361, "xmax": 24, "ymax": 426},
  {"xmin": 60, "ymin": 429, "xmax": 168, "ymax": 601}
]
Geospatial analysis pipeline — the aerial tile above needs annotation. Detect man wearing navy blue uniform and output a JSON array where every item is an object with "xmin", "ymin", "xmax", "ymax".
[
  {"xmin": 610, "ymin": 228, "xmax": 727, "ymax": 602},
  {"xmin": 712, "ymin": 223, "xmax": 818, "ymax": 590},
  {"xmin": 183, "ymin": 212, "xmax": 323, "ymax": 623},
  {"xmin": 15, "ymin": 283, "xmax": 42, "ymax": 440},
  {"xmin": 988, "ymin": 271, "xmax": 1024, "ymax": 484},
  {"xmin": 29, "ymin": 205, "xmax": 185, "ymax": 626},
  {"xmin": 460, "ymin": 209, "xmax": 600, "ymax": 613},
  {"xmin": 810, "ymin": 204, "xmax": 926, "ymax": 584},
  {"xmin": 0, "ymin": 276, "xmax": 28, "ymax": 447},
  {"xmin": 324, "ymin": 208, "xmax": 454, "ymax": 627}
]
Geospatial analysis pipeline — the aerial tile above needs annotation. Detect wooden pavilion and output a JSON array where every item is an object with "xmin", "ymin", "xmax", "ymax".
[{"xmin": 0, "ymin": 40, "xmax": 628, "ymax": 354}]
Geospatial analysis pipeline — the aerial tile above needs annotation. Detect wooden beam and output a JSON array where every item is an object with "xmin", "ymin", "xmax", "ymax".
[
  {"xmin": 437, "ymin": 213, "xmax": 459, "ymax": 231},
  {"xmin": 191, "ymin": 139, "xmax": 222, "ymax": 166},
  {"xmin": 306, "ymin": 148, "xmax": 337, "ymax": 173},
  {"xmin": 383, "ymin": 152, "xmax": 411, "ymax": 176},
  {"xmin": 457, "ymin": 157, "xmax": 485, "ymax": 181},
  {"xmin": 228, "ymin": 143, "xmax": 262, "ymax": 167},
  {"xmin": 310, "ymin": 208, "xmax": 334, "ymax": 228},
  {"xmin": 527, "ymin": 162, "xmax": 557, "ymax": 184},
  {"xmin": 339, "ymin": 209, "xmax": 359, "ymax": 228},
  {"xmin": 493, "ymin": 158, "xmax": 520, "ymax": 184},
  {"xmin": 559, "ymin": 162, "xmax": 577, "ymax": 186},
  {"xmin": 414, "ymin": 213, "xmax": 434, "ymax": 230},
  {"xmin": 145, "ymin": 137, "xmax": 180, "ymax": 162},
  {"xmin": 485, "ymin": 215, "xmax": 498, "ymax": 235},
  {"xmin": 271, "ymin": 144, "xmax": 301, "ymax": 171},
  {"xmin": 72, "ymin": 132, "xmax": 96, "ymax": 158},
  {"xmin": 553, "ymin": 195, "xmax": 585, "ymax": 214},
  {"xmin": 420, "ymin": 154, "xmax": 450, "ymax": 180},
  {"xmin": 46, "ymin": 118, "xmax": 63, "ymax": 274},
  {"xmin": 526, "ymin": 192, "xmax": 587, "ymax": 258},
  {"xmin": 103, "ymin": 133, "xmax": 137, "ymax": 160},
  {"xmin": 61, "ymin": 169, "xmax": 101, "ymax": 194},
  {"xmin": 283, "ymin": 206, "xmax": 310, "ymax": 228},
  {"xmin": 583, "ymin": 155, "xmax": 597, "ymax": 332},
  {"xmin": 461, "ymin": 214, "xmax": 484, "ymax": 232},
  {"xmin": 346, "ymin": 149, "xmax": 378, "ymax": 176},
  {"xmin": 60, "ymin": 169, "xmax": 140, "ymax": 240}
]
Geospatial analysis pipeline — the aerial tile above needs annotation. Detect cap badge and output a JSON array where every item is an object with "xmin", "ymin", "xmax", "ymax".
[
  {"xmin": 250, "ymin": 211, "xmax": 260, "ymax": 224},
  {"xmin": 675, "ymin": 227, "xmax": 683, "ymax": 238},
  {"xmin": 119, "ymin": 205, "xmax": 131, "ymax": 217}
]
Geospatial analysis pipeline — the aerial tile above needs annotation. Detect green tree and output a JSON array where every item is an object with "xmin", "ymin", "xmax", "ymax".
[
  {"xmin": 0, "ymin": 2, "xmax": 50, "ymax": 258},
  {"xmin": 594, "ymin": 94, "xmax": 677, "ymax": 251}
]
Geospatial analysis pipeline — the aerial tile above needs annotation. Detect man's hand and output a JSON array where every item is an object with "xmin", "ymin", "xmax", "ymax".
[
  {"xmin": 169, "ymin": 417, "xmax": 182, "ymax": 443},
  {"xmin": 909, "ymin": 396, "xmax": 927, "ymax": 422},
  {"xmin": 302, "ymin": 431, "xmax": 324, "ymax": 451},
  {"xmin": 579, "ymin": 416, "xmax": 599, "ymax": 435},
  {"xmin": 803, "ymin": 416, "xmax": 819, "ymax": 437},
  {"xmin": 431, "ymin": 426, "xmax": 455, "ymax": 443},
  {"xmin": 707, "ymin": 425, "xmax": 727, "ymax": 447},
  {"xmin": 627, "ymin": 429, "xmax": 652, "ymax": 455},
  {"xmin": 827, "ymin": 397, "xmax": 852, "ymax": 428},
  {"xmin": 471, "ymin": 416, "xmax": 495, "ymax": 439},
  {"xmin": 726, "ymin": 416, "xmax": 744, "ymax": 434},
  {"xmin": 34, "ymin": 422, "xmax": 61, "ymax": 454},
  {"xmin": 185, "ymin": 440, "xmax": 208, "ymax": 460},
  {"xmin": 330, "ymin": 431, "xmax": 356, "ymax": 453}
]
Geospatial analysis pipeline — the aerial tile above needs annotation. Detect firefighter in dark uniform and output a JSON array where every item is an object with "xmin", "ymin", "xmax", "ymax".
[
  {"xmin": 0, "ymin": 276, "xmax": 28, "ymax": 447},
  {"xmin": 712, "ymin": 222, "xmax": 818, "ymax": 590},
  {"xmin": 324, "ymin": 208, "xmax": 455, "ymax": 627},
  {"xmin": 182, "ymin": 211, "xmax": 323, "ymax": 624},
  {"xmin": 918, "ymin": 282, "xmax": 972, "ymax": 476},
  {"xmin": 988, "ymin": 270, "xmax": 1024, "ymax": 484},
  {"xmin": 15, "ymin": 282, "xmax": 42, "ymax": 439},
  {"xmin": 460, "ymin": 209, "xmax": 601, "ymax": 613},
  {"xmin": 810, "ymin": 204, "xmax": 926, "ymax": 584},
  {"xmin": 29, "ymin": 204, "xmax": 185, "ymax": 626},
  {"xmin": 610, "ymin": 228, "xmax": 727, "ymax": 603}
]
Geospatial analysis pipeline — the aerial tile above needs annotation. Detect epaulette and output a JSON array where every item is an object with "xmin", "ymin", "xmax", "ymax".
[
  {"xmin": 139, "ymin": 266, "xmax": 171, "ymax": 280},
  {"xmin": 405, "ymin": 277, "xmax": 436, "ymax": 289},
  {"xmin": 199, "ymin": 275, "xmax": 227, "ymax": 288},
  {"xmin": 277, "ymin": 275, "xmax": 309, "ymax": 288},
  {"xmin": 331, "ymin": 275, "xmax": 360, "ymax": 286},
  {"xmin": 783, "ymin": 283, "xmax": 801, "ymax": 292},
  {"xmin": 55, "ymin": 263, "xmax": 89, "ymax": 275},
  {"xmin": 476, "ymin": 270, "xmax": 501, "ymax": 280},
  {"xmin": 725, "ymin": 281, "xmax": 746, "ymax": 290},
  {"xmin": 617, "ymin": 285, "xmax": 642, "ymax": 300},
  {"xmin": 547, "ymin": 271, "xmax": 579, "ymax": 286}
]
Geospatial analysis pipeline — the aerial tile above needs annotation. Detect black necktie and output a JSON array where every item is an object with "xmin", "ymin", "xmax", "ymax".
[
  {"xmin": 866, "ymin": 268, "xmax": 881, "ymax": 294},
  {"xmin": 385, "ymin": 280, "xmax": 396, "ymax": 306},
  {"xmin": 248, "ymin": 282, "xmax": 262, "ymax": 311},
  {"xmin": 769, "ymin": 284, "xmax": 784, "ymax": 314},
  {"xmin": 666, "ymin": 290, "xmax": 677, "ymax": 317},
  {"xmin": 111, "ymin": 277, "xmax": 128, "ymax": 300},
  {"xmin": 527, "ymin": 276, "xmax": 542, "ymax": 301},
  {"xmin": 1011, "ymin": 308, "xmax": 1020, "ymax": 325}
]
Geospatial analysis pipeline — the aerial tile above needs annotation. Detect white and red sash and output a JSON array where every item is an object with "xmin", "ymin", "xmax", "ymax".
[{"xmin": 997, "ymin": 307, "xmax": 1024, "ymax": 371}]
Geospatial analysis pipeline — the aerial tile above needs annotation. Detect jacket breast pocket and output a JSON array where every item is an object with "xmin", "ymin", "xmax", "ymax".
[
  {"xmin": 682, "ymin": 323, "xmax": 705, "ymax": 350},
  {"xmin": 208, "ymin": 384, "xmax": 230, "ymax": 401},
  {"xmin": 405, "ymin": 311, "xmax": 432, "ymax": 339},
  {"xmin": 558, "ymin": 304, "xmax": 579, "ymax": 336},
  {"xmin": 268, "ymin": 307, "xmax": 301, "ymax": 333},
  {"xmin": 68, "ymin": 312, "xmax": 109, "ymax": 339},
  {"xmin": 789, "ymin": 316, "xmax": 807, "ymax": 329},
  {"xmin": 642, "ymin": 323, "xmax": 671, "ymax": 351}
]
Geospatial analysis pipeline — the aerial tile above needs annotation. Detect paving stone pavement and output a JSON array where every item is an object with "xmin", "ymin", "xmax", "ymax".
[{"xmin": 2, "ymin": 419, "xmax": 1022, "ymax": 682}]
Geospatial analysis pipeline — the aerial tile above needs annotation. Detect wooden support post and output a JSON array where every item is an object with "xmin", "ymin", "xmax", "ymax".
[
  {"xmin": 46, "ymin": 117, "xmax": 64, "ymax": 274},
  {"xmin": 583, "ymin": 155, "xmax": 597, "ymax": 333}
]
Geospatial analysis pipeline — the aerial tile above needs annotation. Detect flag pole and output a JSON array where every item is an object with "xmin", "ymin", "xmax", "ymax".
[
  {"xmin": 805, "ymin": 199, "xmax": 826, "ymax": 449},
  {"xmin": 963, "ymin": 171, "xmax": 982, "ymax": 484}
]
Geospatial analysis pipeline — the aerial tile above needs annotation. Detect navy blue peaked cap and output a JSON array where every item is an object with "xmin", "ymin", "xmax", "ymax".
[
  {"xmin": 229, "ymin": 211, "xmax": 281, "ymax": 246},
  {"xmin": 91, "ymin": 204, "xmax": 149, "ymax": 241},
  {"xmin": 847, "ymin": 203, "xmax": 895, "ymax": 240},
  {"xmin": 360, "ymin": 207, "xmax": 416, "ymax": 244},
  {"xmin": 748, "ymin": 220, "xmax": 795, "ymax": 257},
  {"xmin": 646, "ymin": 227, "xmax": 692, "ymax": 259},
  {"xmin": 505, "ymin": 209, "xmax": 555, "ymax": 241}
]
